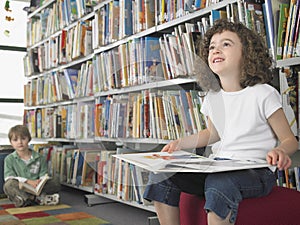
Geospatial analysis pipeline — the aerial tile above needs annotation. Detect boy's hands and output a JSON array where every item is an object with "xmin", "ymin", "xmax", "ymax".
[
  {"xmin": 26, "ymin": 179, "xmax": 41, "ymax": 188},
  {"xmin": 266, "ymin": 148, "xmax": 292, "ymax": 170}
]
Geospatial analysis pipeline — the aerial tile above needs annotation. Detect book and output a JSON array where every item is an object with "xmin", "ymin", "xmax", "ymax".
[
  {"xmin": 286, "ymin": 0, "xmax": 300, "ymax": 58},
  {"xmin": 81, "ymin": 150, "xmax": 99, "ymax": 187},
  {"xmin": 113, "ymin": 150, "xmax": 273, "ymax": 174},
  {"xmin": 276, "ymin": 3, "xmax": 290, "ymax": 60},
  {"xmin": 282, "ymin": 0, "xmax": 297, "ymax": 59},
  {"xmin": 19, "ymin": 174, "xmax": 50, "ymax": 196}
]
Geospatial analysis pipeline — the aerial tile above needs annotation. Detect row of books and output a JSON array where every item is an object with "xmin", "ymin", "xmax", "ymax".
[
  {"xmin": 36, "ymin": 141, "xmax": 300, "ymax": 208},
  {"xmin": 24, "ymin": 2, "xmax": 277, "ymax": 80},
  {"xmin": 24, "ymin": 60, "xmax": 96, "ymax": 106},
  {"xmin": 24, "ymin": 29, "xmax": 199, "ymax": 98},
  {"xmin": 26, "ymin": 1, "xmax": 294, "ymax": 79},
  {"xmin": 274, "ymin": 0, "xmax": 300, "ymax": 60},
  {"xmin": 47, "ymin": 145, "xmax": 100, "ymax": 187},
  {"xmin": 92, "ymin": 0, "xmax": 155, "ymax": 47},
  {"xmin": 278, "ymin": 65, "xmax": 299, "ymax": 136},
  {"xmin": 277, "ymin": 167, "xmax": 300, "ymax": 191},
  {"xmin": 27, "ymin": 0, "xmax": 93, "ymax": 46},
  {"xmin": 95, "ymin": 90, "xmax": 207, "ymax": 140},
  {"xmin": 24, "ymin": 102, "xmax": 95, "ymax": 139},
  {"xmin": 45, "ymin": 144, "xmax": 151, "ymax": 205},
  {"xmin": 24, "ymin": 20, "xmax": 92, "ymax": 76},
  {"xmin": 24, "ymin": 88, "xmax": 207, "ymax": 140}
]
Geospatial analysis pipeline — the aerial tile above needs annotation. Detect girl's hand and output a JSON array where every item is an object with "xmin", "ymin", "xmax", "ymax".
[
  {"xmin": 266, "ymin": 148, "xmax": 292, "ymax": 170},
  {"xmin": 161, "ymin": 140, "xmax": 181, "ymax": 153}
]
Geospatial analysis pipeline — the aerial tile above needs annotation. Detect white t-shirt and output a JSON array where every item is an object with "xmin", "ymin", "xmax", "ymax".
[{"xmin": 201, "ymin": 83, "xmax": 282, "ymax": 161}]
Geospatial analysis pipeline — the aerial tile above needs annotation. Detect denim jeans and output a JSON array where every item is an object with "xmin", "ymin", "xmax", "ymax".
[{"xmin": 143, "ymin": 168, "xmax": 276, "ymax": 223}]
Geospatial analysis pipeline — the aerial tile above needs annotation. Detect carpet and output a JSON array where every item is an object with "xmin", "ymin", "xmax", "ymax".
[{"xmin": 0, "ymin": 198, "xmax": 112, "ymax": 225}]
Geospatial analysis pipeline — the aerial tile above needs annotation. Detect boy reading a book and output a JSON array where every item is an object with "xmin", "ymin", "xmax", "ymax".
[
  {"xmin": 143, "ymin": 19, "xmax": 298, "ymax": 225},
  {"xmin": 3, "ymin": 125, "xmax": 61, "ymax": 207}
]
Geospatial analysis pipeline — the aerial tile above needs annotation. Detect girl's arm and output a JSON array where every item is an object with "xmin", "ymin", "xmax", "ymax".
[
  {"xmin": 162, "ymin": 117, "xmax": 220, "ymax": 153},
  {"xmin": 267, "ymin": 108, "xmax": 298, "ymax": 170}
]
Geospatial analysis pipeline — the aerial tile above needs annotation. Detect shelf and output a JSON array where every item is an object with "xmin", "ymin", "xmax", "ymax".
[
  {"xmin": 93, "ymin": 192, "xmax": 156, "ymax": 213},
  {"xmin": 156, "ymin": 0, "xmax": 237, "ymax": 32},
  {"xmin": 94, "ymin": 77, "xmax": 197, "ymax": 97},
  {"xmin": 28, "ymin": 0, "xmax": 56, "ymax": 18},
  {"xmin": 61, "ymin": 182, "xmax": 93, "ymax": 193},
  {"xmin": 276, "ymin": 57, "xmax": 300, "ymax": 68},
  {"xmin": 94, "ymin": 137, "xmax": 169, "ymax": 145}
]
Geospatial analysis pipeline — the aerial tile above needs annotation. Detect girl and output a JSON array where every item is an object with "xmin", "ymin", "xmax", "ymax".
[
  {"xmin": 143, "ymin": 19, "xmax": 298, "ymax": 225},
  {"xmin": 3, "ymin": 125, "xmax": 61, "ymax": 207}
]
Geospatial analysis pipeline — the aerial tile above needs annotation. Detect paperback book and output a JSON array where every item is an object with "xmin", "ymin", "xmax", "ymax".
[
  {"xmin": 113, "ymin": 150, "xmax": 273, "ymax": 174},
  {"xmin": 19, "ymin": 174, "xmax": 50, "ymax": 196}
]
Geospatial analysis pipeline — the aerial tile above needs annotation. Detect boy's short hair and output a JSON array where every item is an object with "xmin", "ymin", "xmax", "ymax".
[{"xmin": 8, "ymin": 125, "xmax": 32, "ymax": 142}]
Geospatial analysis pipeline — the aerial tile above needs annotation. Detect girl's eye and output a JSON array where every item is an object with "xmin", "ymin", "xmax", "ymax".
[
  {"xmin": 223, "ymin": 42, "xmax": 231, "ymax": 47},
  {"xmin": 209, "ymin": 45, "xmax": 215, "ymax": 51}
]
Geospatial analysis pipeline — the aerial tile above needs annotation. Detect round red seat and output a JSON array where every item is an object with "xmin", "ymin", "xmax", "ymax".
[{"xmin": 180, "ymin": 186, "xmax": 300, "ymax": 225}]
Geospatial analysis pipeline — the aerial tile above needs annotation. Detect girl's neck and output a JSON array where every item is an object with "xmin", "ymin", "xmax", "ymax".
[{"xmin": 220, "ymin": 77, "xmax": 242, "ymax": 92}]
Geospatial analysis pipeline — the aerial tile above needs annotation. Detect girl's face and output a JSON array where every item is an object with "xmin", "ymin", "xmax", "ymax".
[
  {"xmin": 208, "ymin": 30, "xmax": 243, "ymax": 79},
  {"xmin": 10, "ymin": 134, "xmax": 30, "ymax": 152}
]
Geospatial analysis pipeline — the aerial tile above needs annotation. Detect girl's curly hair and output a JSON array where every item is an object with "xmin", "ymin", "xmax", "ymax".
[{"xmin": 194, "ymin": 19, "xmax": 274, "ymax": 91}]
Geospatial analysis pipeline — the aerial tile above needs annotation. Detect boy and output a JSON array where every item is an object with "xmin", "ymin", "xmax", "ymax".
[{"xmin": 3, "ymin": 124, "xmax": 61, "ymax": 207}]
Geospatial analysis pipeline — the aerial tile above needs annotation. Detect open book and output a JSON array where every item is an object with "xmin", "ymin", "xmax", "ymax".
[
  {"xmin": 19, "ymin": 174, "xmax": 50, "ymax": 196},
  {"xmin": 113, "ymin": 150, "xmax": 273, "ymax": 174}
]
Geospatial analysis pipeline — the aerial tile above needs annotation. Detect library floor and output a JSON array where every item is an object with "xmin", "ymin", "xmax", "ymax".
[{"xmin": 60, "ymin": 185, "xmax": 158, "ymax": 225}]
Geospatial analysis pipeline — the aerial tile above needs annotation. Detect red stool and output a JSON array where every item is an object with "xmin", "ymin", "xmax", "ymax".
[{"xmin": 179, "ymin": 186, "xmax": 300, "ymax": 225}]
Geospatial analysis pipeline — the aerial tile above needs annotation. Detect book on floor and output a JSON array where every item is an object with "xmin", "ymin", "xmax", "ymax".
[
  {"xmin": 113, "ymin": 150, "xmax": 273, "ymax": 174},
  {"xmin": 19, "ymin": 174, "xmax": 50, "ymax": 196}
]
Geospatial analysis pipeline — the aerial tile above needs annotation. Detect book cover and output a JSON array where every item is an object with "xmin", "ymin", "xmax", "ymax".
[
  {"xmin": 282, "ymin": 0, "xmax": 296, "ymax": 59},
  {"xmin": 292, "ymin": 2, "xmax": 300, "ymax": 56},
  {"xmin": 244, "ymin": 1, "xmax": 267, "ymax": 53},
  {"xmin": 81, "ymin": 150, "xmax": 99, "ymax": 187},
  {"xmin": 19, "ymin": 174, "xmax": 50, "ymax": 196},
  {"xmin": 287, "ymin": 0, "xmax": 300, "ymax": 58},
  {"xmin": 63, "ymin": 68, "xmax": 79, "ymax": 98},
  {"xmin": 144, "ymin": 36, "xmax": 163, "ymax": 83},
  {"xmin": 277, "ymin": 3, "xmax": 290, "ymax": 60},
  {"xmin": 144, "ymin": 0, "xmax": 155, "ymax": 29},
  {"xmin": 123, "ymin": 0, "xmax": 133, "ymax": 36}
]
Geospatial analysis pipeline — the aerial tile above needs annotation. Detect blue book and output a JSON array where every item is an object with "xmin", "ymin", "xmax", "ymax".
[
  {"xmin": 144, "ymin": 37, "xmax": 163, "ymax": 83},
  {"xmin": 63, "ymin": 68, "xmax": 79, "ymax": 98},
  {"xmin": 75, "ymin": 151, "xmax": 85, "ymax": 186},
  {"xmin": 123, "ymin": 0, "xmax": 133, "ymax": 36},
  {"xmin": 179, "ymin": 90, "xmax": 193, "ymax": 135},
  {"xmin": 69, "ymin": 0, "xmax": 78, "ymax": 21}
]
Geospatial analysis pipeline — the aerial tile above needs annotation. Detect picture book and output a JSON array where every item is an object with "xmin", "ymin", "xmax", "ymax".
[
  {"xmin": 113, "ymin": 150, "xmax": 273, "ymax": 174},
  {"xmin": 19, "ymin": 174, "xmax": 50, "ymax": 196}
]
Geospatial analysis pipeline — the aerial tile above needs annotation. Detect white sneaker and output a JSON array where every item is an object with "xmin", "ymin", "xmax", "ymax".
[{"xmin": 39, "ymin": 193, "xmax": 60, "ymax": 206}]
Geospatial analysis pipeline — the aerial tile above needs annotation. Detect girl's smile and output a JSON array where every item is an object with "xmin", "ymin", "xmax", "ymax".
[{"xmin": 208, "ymin": 30, "xmax": 243, "ymax": 91}]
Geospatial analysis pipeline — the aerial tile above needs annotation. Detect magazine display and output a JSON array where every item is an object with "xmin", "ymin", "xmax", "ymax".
[{"xmin": 113, "ymin": 150, "xmax": 273, "ymax": 174}]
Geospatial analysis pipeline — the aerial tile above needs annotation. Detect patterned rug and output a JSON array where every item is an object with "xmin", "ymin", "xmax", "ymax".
[{"xmin": 0, "ymin": 198, "xmax": 112, "ymax": 225}]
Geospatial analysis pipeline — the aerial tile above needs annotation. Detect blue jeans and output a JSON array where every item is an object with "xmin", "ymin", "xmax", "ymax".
[{"xmin": 143, "ymin": 168, "xmax": 276, "ymax": 223}]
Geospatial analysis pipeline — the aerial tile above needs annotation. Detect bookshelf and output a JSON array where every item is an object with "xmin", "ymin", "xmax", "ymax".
[{"xmin": 23, "ymin": 0, "xmax": 300, "ymax": 211}]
